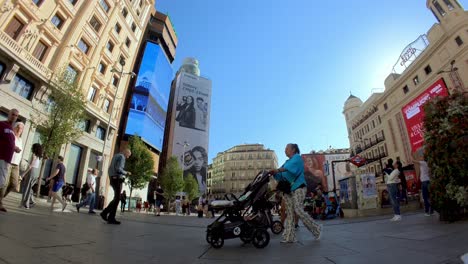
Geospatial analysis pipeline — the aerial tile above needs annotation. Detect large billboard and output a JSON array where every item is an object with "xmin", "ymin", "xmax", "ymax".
[
  {"xmin": 401, "ymin": 78, "xmax": 448, "ymax": 153},
  {"xmin": 302, "ymin": 154, "xmax": 327, "ymax": 193},
  {"xmin": 172, "ymin": 72, "xmax": 212, "ymax": 194},
  {"xmin": 125, "ymin": 42, "xmax": 173, "ymax": 151}
]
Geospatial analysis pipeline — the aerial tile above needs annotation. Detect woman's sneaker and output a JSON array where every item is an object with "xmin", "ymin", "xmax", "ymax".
[
  {"xmin": 315, "ymin": 224, "xmax": 323, "ymax": 240},
  {"xmin": 390, "ymin": 215, "xmax": 402, "ymax": 221}
]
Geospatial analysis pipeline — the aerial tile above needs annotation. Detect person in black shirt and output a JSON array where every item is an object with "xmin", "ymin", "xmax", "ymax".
[
  {"xmin": 154, "ymin": 184, "xmax": 164, "ymax": 216},
  {"xmin": 120, "ymin": 190, "xmax": 127, "ymax": 212}
]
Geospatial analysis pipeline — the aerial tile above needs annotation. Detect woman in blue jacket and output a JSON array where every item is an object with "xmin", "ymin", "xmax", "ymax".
[{"xmin": 270, "ymin": 143, "xmax": 322, "ymax": 243}]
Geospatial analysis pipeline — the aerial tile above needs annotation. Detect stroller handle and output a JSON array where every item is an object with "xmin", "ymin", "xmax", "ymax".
[{"xmin": 224, "ymin": 193, "xmax": 239, "ymax": 202}]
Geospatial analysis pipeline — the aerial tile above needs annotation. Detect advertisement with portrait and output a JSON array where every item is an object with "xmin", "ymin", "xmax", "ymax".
[
  {"xmin": 404, "ymin": 169, "xmax": 419, "ymax": 196},
  {"xmin": 361, "ymin": 174, "xmax": 377, "ymax": 198},
  {"xmin": 125, "ymin": 42, "xmax": 173, "ymax": 151},
  {"xmin": 401, "ymin": 78, "xmax": 448, "ymax": 153},
  {"xmin": 302, "ymin": 154, "xmax": 327, "ymax": 193},
  {"xmin": 323, "ymin": 154, "xmax": 353, "ymax": 192},
  {"xmin": 172, "ymin": 72, "xmax": 212, "ymax": 195}
]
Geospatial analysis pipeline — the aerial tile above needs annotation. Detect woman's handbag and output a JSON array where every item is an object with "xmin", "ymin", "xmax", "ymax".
[{"xmin": 276, "ymin": 169, "xmax": 301, "ymax": 194}]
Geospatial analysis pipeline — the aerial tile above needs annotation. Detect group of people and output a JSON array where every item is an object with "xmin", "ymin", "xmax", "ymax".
[
  {"xmin": 0, "ymin": 109, "xmax": 67, "ymax": 213},
  {"xmin": 383, "ymin": 154, "xmax": 433, "ymax": 221}
]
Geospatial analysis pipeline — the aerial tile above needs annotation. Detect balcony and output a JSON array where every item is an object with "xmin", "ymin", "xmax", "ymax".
[{"xmin": 0, "ymin": 30, "xmax": 52, "ymax": 80}]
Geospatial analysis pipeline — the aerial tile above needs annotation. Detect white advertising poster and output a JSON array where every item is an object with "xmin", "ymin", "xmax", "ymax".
[
  {"xmin": 172, "ymin": 72, "xmax": 212, "ymax": 194},
  {"xmin": 361, "ymin": 174, "xmax": 377, "ymax": 198},
  {"xmin": 324, "ymin": 154, "xmax": 353, "ymax": 191}
]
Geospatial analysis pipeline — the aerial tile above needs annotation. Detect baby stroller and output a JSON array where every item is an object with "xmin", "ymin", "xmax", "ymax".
[
  {"xmin": 320, "ymin": 191, "xmax": 344, "ymax": 220},
  {"xmin": 206, "ymin": 171, "xmax": 283, "ymax": 249}
]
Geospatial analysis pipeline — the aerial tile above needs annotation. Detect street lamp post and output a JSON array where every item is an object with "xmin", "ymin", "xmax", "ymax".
[
  {"xmin": 95, "ymin": 58, "xmax": 136, "ymax": 207},
  {"xmin": 437, "ymin": 60, "xmax": 463, "ymax": 93}
]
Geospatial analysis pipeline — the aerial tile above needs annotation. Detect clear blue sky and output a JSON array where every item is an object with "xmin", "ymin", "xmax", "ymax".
[{"xmin": 156, "ymin": 0, "xmax": 467, "ymax": 165}]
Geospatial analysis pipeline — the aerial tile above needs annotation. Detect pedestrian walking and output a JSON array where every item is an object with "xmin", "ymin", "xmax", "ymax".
[
  {"xmin": 100, "ymin": 149, "xmax": 132, "ymax": 225},
  {"xmin": 384, "ymin": 160, "xmax": 402, "ymax": 221},
  {"xmin": 154, "ymin": 184, "xmax": 164, "ymax": 216},
  {"xmin": 76, "ymin": 168, "xmax": 98, "ymax": 214},
  {"xmin": 412, "ymin": 154, "xmax": 434, "ymax": 216},
  {"xmin": 396, "ymin": 160, "xmax": 408, "ymax": 204},
  {"xmin": 120, "ymin": 190, "xmax": 127, "ymax": 213},
  {"xmin": 270, "ymin": 143, "xmax": 322, "ymax": 243},
  {"xmin": 0, "ymin": 109, "xmax": 21, "ymax": 212},
  {"xmin": 20, "ymin": 144, "xmax": 43, "ymax": 209},
  {"xmin": 3, "ymin": 122, "xmax": 24, "ymax": 198},
  {"xmin": 46, "ymin": 156, "xmax": 67, "ymax": 211}
]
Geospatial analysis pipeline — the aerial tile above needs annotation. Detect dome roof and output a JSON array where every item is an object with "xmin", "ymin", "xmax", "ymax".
[{"xmin": 343, "ymin": 93, "xmax": 363, "ymax": 112}]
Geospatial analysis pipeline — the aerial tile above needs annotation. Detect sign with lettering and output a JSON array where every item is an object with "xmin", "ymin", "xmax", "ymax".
[{"xmin": 401, "ymin": 78, "xmax": 448, "ymax": 153}]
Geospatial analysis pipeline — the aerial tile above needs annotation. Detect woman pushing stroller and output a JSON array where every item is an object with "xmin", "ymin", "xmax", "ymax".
[{"xmin": 269, "ymin": 143, "xmax": 323, "ymax": 243}]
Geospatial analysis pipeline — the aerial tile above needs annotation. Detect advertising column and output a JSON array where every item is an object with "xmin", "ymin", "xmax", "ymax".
[{"xmin": 172, "ymin": 72, "xmax": 212, "ymax": 194}]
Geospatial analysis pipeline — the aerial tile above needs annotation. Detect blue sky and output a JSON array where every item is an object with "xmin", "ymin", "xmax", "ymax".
[{"xmin": 155, "ymin": 0, "xmax": 467, "ymax": 165}]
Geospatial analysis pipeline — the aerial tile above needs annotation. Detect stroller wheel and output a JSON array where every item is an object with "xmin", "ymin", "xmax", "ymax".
[
  {"xmin": 252, "ymin": 229, "xmax": 270, "ymax": 249},
  {"xmin": 271, "ymin": 220, "xmax": 283, "ymax": 235},
  {"xmin": 210, "ymin": 236, "xmax": 224, "ymax": 249}
]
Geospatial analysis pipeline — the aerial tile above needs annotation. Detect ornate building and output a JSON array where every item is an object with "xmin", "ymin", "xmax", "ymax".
[
  {"xmin": 208, "ymin": 144, "xmax": 278, "ymax": 196},
  {"xmin": 0, "ymin": 0, "xmax": 154, "ymax": 201}
]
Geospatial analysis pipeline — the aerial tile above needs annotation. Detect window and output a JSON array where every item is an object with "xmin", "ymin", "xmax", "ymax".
[
  {"xmin": 4, "ymin": 17, "xmax": 25, "ymax": 40},
  {"xmin": 125, "ymin": 38, "xmax": 131, "ymax": 48},
  {"xmin": 10, "ymin": 74, "xmax": 34, "ymax": 100},
  {"xmin": 455, "ymin": 36, "xmax": 463, "ymax": 46},
  {"xmin": 45, "ymin": 97, "xmax": 55, "ymax": 113},
  {"xmin": 384, "ymin": 103, "xmax": 388, "ymax": 111},
  {"xmin": 403, "ymin": 85, "xmax": 409, "ymax": 94},
  {"xmin": 33, "ymin": 0, "xmax": 44, "ymax": 6},
  {"xmin": 66, "ymin": 65, "xmax": 78, "ymax": 82},
  {"xmin": 89, "ymin": 16, "xmax": 102, "ymax": 32},
  {"xmin": 69, "ymin": 0, "xmax": 78, "ymax": 5},
  {"xmin": 78, "ymin": 119, "xmax": 90, "ymax": 132},
  {"xmin": 106, "ymin": 41, "xmax": 114, "ymax": 52},
  {"xmin": 0, "ymin": 63, "xmax": 4, "ymax": 78},
  {"xmin": 430, "ymin": 8, "xmax": 441, "ymax": 22},
  {"xmin": 413, "ymin": 75, "xmax": 419, "ymax": 85},
  {"xmin": 424, "ymin": 65, "xmax": 432, "ymax": 75},
  {"xmin": 77, "ymin": 38, "xmax": 90, "ymax": 54},
  {"xmin": 96, "ymin": 126, "xmax": 106, "ymax": 140},
  {"xmin": 32, "ymin": 40, "xmax": 49, "ymax": 62},
  {"xmin": 122, "ymin": 7, "xmax": 128, "ymax": 18},
  {"xmin": 99, "ymin": 0, "xmax": 110, "ymax": 12},
  {"xmin": 131, "ymin": 23, "xmax": 136, "ymax": 32},
  {"xmin": 115, "ymin": 23, "xmax": 121, "ymax": 34},
  {"xmin": 87, "ymin": 87, "xmax": 97, "ymax": 102},
  {"xmin": 112, "ymin": 75, "xmax": 119, "ymax": 87},
  {"xmin": 443, "ymin": 0, "xmax": 455, "ymax": 10},
  {"xmin": 98, "ymin": 62, "xmax": 107, "ymax": 74},
  {"xmin": 51, "ymin": 13, "xmax": 65, "ymax": 29},
  {"xmin": 103, "ymin": 99, "xmax": 111, "ymax": 113},
  {"xmin": 433, "ymin": 0, "xmax": 446, "ymax": 16}
]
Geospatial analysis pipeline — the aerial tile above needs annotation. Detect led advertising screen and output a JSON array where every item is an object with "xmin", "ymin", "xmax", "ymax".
[
  {"xmin": 401, "ymin": 78, "xmax": 448, "ymax": 153},
  {"xmin": 125, "ymin": 42, "xmax": 173, "ymax": 151},
  {"xmin": 171, "ymin": 72, "xmax": 212, "ymax": 195}
]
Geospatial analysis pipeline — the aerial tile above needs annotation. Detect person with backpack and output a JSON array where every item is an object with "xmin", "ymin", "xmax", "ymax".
[{"xmin": 76, "ymin": 169, "xmax": 98, "ymax": 214}]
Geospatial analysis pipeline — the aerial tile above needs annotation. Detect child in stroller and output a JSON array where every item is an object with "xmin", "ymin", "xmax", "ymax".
[{"xmin": 206, "ymin": 171, "xmax": 283, "ymax": 249}]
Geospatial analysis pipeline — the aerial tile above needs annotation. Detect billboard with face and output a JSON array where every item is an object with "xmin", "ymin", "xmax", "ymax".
[
  {"xmin": 302, "ymin": 154, "xmax": 327, "ymax": 193},
  {"xmin": 172, "ymin": 72, "xmax": 212, "ymax": 194}
]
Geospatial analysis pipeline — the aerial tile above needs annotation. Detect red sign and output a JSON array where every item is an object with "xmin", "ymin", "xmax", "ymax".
[
  {"xmin": 349, "ymin": 155, "xmax": 367, "ymax": 167},
  {"xmin": 401, "ymin": 78, "xmax": 449, "ymax": 153},
  {"xmin": 404, "ymin": 170, "xmax": 420, "ymax": 195}
]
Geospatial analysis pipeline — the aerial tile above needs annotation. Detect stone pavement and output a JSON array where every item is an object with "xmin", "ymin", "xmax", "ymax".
[{"xmin": 0, "ymin": 193, "xmax": 467, "ymax": 264}]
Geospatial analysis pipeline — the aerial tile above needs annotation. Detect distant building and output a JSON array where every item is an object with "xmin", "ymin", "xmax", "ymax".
[
  {"xmin": 209, "ymin": 144, "xmax": 278, "ymax": 196},
  {"xmin": 343, "ymin": 0, "xmax": 467, "ymax": 174}
]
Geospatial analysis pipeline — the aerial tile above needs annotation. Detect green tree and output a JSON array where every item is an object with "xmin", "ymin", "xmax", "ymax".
[
  {"xmin": 30, "ymin": 68, "xmax": 86, "ymax": 195},
  {"xmin": 184, "ymin": 173, "xmax": 199, "ymax": 200},
  {"xmin": 31, "ymin": 68, "xmax": 87, "ymax": 159},
  {"xmin": 160, "ymin": 156, "xmax": 184, "ymax": 211},
  {"xmin": 125, "ymin": 136, "xmax": 155, "ymax": 211}
]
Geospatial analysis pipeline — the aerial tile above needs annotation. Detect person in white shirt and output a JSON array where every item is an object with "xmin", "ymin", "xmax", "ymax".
[
  {"xmin": 385, "ymin": 161, "xmax": 402, "ymax": 221},
  {"xmin": 76, "ymin": 169, "xmax": 97, "ymax": 214},
  {"xmin": 3, "ymin": 122, "xmax": 24, "ymax": 198},
  {"xmin": 20, "ymin": 144, "xmax": 43, "ymax": 209},
  {"xmin": 413, "ymin": 154, "xmax": 433, "ymax": 216}
]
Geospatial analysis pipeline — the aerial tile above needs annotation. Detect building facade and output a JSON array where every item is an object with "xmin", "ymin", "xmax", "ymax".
[
  {"xmin": 343, "ymin": 0, "xmax": 468, "ymax": 174},
  {"xmin": 116, "ymin": 10, "xmax": 178, "ymax": 206},
  {"xmin": 0, "ymin": 0, "xmax": 154, "ymax": 202},
  {"xmin": 208, "ymin": 144, "xmax": 278, "ymax": 196}
]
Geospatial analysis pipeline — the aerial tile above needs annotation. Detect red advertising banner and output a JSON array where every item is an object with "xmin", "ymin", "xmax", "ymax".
[{"xmin": 401, "ymin": 78, "xmax": 449, "ymax": 153}]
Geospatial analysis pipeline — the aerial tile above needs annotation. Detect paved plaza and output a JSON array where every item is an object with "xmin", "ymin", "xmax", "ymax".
[{"xmin": 0, "ymin": 193, "xmax": 467, "ymax": 264}]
